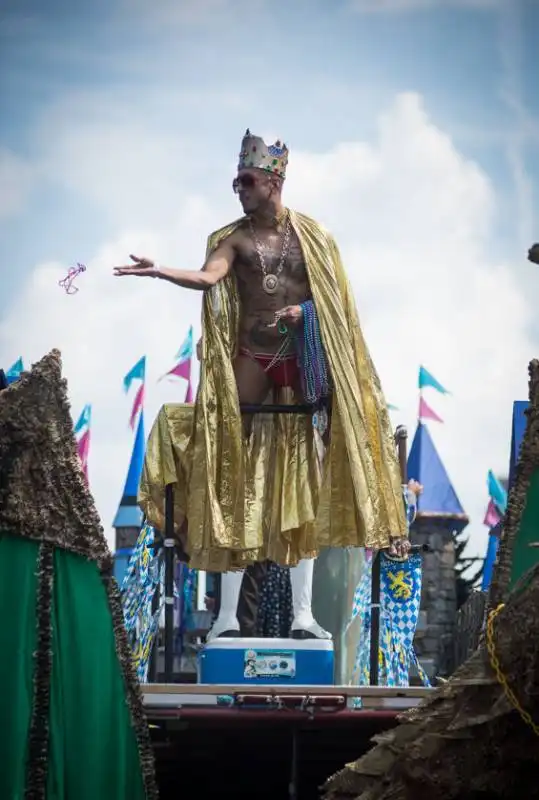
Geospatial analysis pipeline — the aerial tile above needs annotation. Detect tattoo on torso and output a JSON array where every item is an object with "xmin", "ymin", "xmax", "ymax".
[{"xmin": 233, "ymin": 224, "xmax": 312, "ymax": 354}]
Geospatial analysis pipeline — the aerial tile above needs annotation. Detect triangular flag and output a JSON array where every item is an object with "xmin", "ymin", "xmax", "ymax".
[
  {"xmin": 418, "ymin": 365, "xmax": 449, "ymax": 394},
  {"xmin": 166, "ymin": 360, "xmax": 191, "ymax": 382},
  {"xmin": 483, "ymin": 499, "xmax": 501, "ymax": 528},
  {"xmin": 116, "ymin": 412, "xmax": 145, "ymax": 506},
  {"xmin": 418, "ymin": 396, "xmax": 443, "ymax": 423},
  {"xmin": 481, "ymin": 533, "xmax": 499, "ymax": 592},
  {"xmin": 176, "ymin": 326, "xmax": 194, "ymax": 363},
  {"xmin": 129, "ymin": 384, "xmax": 145, "ymax": 430},
  {"xmin": 77, "ymin": 428, "xmax": 91, "ymax": 484},
  {"xmin": 387, "ymin": 403, "xmax": 399, "ymax": 411},
  {"xmin": 74, "ymin": 403, "xmax": 92, "ymax": 435},
  {"xmin": 487, "ymin": 470, "xmax": 507, "ymax": 515},
  {"xmin": 124, "ymin": 356, "xmax": 146, "ymax": 393},
  {"xmin": 6, "ymin": 357, "xmax": 24, "ymax": 383}
]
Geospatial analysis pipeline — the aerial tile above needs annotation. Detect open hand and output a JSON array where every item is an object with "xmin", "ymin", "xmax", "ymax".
[
  {"xmin": 275, "ymin": 305, "xmax": 303, "ymax": 327},
  {"xmin": 528, "ymin": 244, "xmax": 539, "ymax": 265},
  {"xmin": 114, "ymin": 254, "xmax": 157, "ymax": 277}
]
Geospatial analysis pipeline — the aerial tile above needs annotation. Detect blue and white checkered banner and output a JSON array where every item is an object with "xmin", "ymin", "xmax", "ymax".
[
  {"xmin": 347, "ymin": 484, "xmax": 430, "ymax": 687},
  {"xmin": 348, "ymin": 552, "xmax": 430, "ymax": 687},
  {"xmin": 121, "ymin": 523, "xmax": 197, "ymax": 681},
  {"xmin": 121, "ymin": 523, "xmax": 164, "ymax": 682}
]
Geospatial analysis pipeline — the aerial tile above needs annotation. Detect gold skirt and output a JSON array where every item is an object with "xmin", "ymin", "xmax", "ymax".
[{"xmin": 138, "ymin": 400, "xmax": 327, "ymax": 571}]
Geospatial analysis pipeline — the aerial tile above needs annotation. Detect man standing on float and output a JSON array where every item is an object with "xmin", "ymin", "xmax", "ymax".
[{"xmin": 114, "ymin": 130, "xmax": 409, "ymax": 640}]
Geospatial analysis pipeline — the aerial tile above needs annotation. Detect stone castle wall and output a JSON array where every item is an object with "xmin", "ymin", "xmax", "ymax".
[{"xmin": 412, "ymin": 517, "xmax": 458, "ymax": 678}]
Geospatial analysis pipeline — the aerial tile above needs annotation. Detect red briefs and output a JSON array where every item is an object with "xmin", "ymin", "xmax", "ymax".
[{"xmin": 239, "ymin": 348, "xmax": 300, "ymax": 390}]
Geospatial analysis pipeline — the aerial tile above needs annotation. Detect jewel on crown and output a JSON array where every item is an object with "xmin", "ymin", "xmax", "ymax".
[{"xmin": 238, "ymin": 128, "xmax": 289, "ymax": 179}]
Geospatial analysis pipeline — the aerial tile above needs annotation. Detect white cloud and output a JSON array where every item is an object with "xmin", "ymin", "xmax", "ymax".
[
  {"xmin": 29, "ymin": 86, "xmax": 245, "ymax": 230},
  {"xmin": 1, "ymin": 89, "xmax": 537, "ymax": 564}
]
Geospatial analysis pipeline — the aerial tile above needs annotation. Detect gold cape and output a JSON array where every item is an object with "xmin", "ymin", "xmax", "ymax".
[{"xmin": 139, "ymin": 209, "xmax": 406, "ymax": 571}]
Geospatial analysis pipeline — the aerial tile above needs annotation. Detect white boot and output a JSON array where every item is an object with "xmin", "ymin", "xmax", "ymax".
[
  {"xmin": 207, "ymin": 570, "xmax": 244, "ymax": 641},
  {"xmin": 290, "ymin": 558, "xmax": 331, "ymax": 640}
]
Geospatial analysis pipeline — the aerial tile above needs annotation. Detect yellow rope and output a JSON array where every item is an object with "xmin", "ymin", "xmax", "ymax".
[{"xmin": 486, "ymin": 603, "xmax": 539, "ymax": 737}]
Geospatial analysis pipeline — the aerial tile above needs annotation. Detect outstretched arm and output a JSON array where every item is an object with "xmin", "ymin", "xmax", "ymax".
[{"xmin": 113, "ymin": 238, "xmax": 236, "ymax": 291}]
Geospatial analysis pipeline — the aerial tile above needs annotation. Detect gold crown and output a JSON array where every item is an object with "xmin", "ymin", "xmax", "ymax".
[{"xmin": 237, "ymin": 129, "xmax": 289, "ymax": 180}]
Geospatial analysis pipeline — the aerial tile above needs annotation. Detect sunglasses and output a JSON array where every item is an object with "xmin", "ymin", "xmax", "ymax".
[{"xmin": 232, "ymin": 173, "xmax": 264, "ymax": 194}]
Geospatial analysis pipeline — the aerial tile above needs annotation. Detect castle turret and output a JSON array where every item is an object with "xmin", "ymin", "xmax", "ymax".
[
  {"xmin": 408, "ymin": 422, "xmax": 469, "ymax": 677},
  {"xmin": 113, "ymin": 412, "xmax": 145, "ymax": 585}
]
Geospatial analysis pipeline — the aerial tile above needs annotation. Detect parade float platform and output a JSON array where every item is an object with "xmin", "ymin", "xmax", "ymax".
[{"xmin": 143, "ymin": 683, "xmax": 432, "ymax": 799}]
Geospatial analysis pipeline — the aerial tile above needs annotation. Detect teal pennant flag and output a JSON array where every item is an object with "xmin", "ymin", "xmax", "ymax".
[{"xmin": 418, "ymin": 365, "xmax": 449, "ymax": 395}]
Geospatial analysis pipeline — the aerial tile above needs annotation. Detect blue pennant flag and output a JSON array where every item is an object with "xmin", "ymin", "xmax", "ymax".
[
  {"xmin": 175, "ymin": 326, "xmax": 194, "ymax": 363},
  {"xmin": 74, "ymin": 403, "xmax": 92, "ymax": 434},
  {"xmin": 418, "ymin": 365, "xmax": 449, "ymax": 395},
  {"xmin": 124, "ymin": 356, "xmax": 146, "ymax": 393},
  {"xmin": 6, "ymin": 357, "xmax": 24, "ymax": 383},
  {"xmin": 481, "ymin": 532, "xmax": 499, "ymax": 592},
  {"xmin": 487, "ymin": 469, "xmax": 508, "ymax": 515}
]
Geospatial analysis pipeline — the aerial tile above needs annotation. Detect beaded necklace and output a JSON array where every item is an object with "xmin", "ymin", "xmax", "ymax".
[{"xmin": 295, "ymin": 300, "xmax": 330, "ymax": 404}]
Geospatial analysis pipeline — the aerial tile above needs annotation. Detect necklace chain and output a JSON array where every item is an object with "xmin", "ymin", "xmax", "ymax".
[{"xmin": 249, "ymin": 213, "xmax": 292, "ymax": 292}]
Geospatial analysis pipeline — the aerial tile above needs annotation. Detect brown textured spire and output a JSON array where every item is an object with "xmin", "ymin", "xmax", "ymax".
[
  {"xmin": 0, "ymin": 349, "xmax": 111, "ymax": 567},
  {"xmin": 322, "ymin": 358, "xmax": 539, "ymax": 800},
  {"xmin": 487, "ymin": 359, "xmax": 539, "ymax": 612},
  {"xmin": 0, "ymin": 349, "xmax": 158, "ymax": 799}
]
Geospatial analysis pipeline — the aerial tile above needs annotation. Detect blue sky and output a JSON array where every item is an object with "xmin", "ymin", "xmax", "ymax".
[
  {"xmin": 1, "ymin": 0, "xmax": 537, "ymax": 300},
  {"xmin": 1, "ymin": 0, "xmax": 538, "ymax": 555}
]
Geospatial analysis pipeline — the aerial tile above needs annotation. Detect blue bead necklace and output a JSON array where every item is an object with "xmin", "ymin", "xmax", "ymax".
[{"xmin": 296, "ymin": 300, "xmax": 330, "ymax": 404}]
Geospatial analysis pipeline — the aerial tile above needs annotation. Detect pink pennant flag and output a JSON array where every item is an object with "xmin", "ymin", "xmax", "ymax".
[
  {"xmin": 418, "ymin": 396, "xmax": 443, "ymax": 423},
  {"xmin": 162, "ymin": 355, "xmax": 194, "ymax": 402},
  {"xmin": 129, "ymin": 383, "xmax": 145, "ymax": 429},
  {"xmin": 77, "ymin": 429, "xmax": 90, "ymax": 484},
  {"xmin": 167, "ymin": 359, "xmax": 191, "ymax": 381},
  {"xmin": 483, "ymin": 499, "xmax": 501, "ymax": 529}
]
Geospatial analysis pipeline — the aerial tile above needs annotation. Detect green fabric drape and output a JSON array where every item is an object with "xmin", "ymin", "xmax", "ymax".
[
  {"xmin": 0, "ymin": 534, "xmax": 39, "ymax": 800},
  {"xmin": 47, "ymin": 548, "xmax": 146, "ymax": 799},
  {"xmin": 509, "ymin": 468, "xmax": 539, "ymax": 591},
  {"xmin": 0, "ymin": 534, "xmax": 147, "ymax": 800}
]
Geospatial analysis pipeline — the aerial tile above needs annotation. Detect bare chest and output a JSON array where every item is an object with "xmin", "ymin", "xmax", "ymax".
[{"xmin": 233, "ymin": 228, "xmax": 310, "ymax": 299}]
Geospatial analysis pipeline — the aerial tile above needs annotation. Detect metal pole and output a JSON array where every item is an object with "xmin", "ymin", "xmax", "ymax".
[
  {"xmin": 196, "ymin": 570, "xmax": 207, "ymax": 611},
  {"xmin": 369, "ymin": 551, "xmax": 381, "ymax": 686},
  {"xmin": 395, "ymin": 424, "xmax": 408, "ymax": 484},
  {"xmin": 240, "ymin": 402, "xmax": 318, "ymax": 415},
  {"xmin": 174, "ymin": 560, "xmax": 185, "ymax": 661},
  {"xmin": 288, "ymin": 727, "xmax": 299, "ymax": 800},
  {"xmin": 148, "ymin": 559, "xmax": 161, "ymax": 683},
  {"xmin": 164, "ymin": 483, "xmax": 175, "ymax": 683},
  {"xmin": 370, "ymin": 425, "xmax": 409, "ymax": 686}
]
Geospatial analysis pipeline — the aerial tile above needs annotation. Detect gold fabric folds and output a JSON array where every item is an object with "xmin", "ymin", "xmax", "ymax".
[{"xmin": 138, "ymin": 210, "xmax": 406, "ymax": 572}]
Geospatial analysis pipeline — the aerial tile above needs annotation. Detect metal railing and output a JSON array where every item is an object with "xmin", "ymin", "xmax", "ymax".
[{"xmin": 451, "ymin": 589, "xmax": 486, "ymax": 672}]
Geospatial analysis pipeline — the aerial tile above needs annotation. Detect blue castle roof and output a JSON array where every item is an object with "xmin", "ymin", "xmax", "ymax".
[
  {"xmin": 509, "ymin": 400, "xmax": 528, "ymax": 490},
  {"xmin": 407, "ymin": 422, "xmax": 468, "ymax": 530},
  {"xmin": 113, "ymin": 412, "xmax": 144, "ymax": 529}
]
